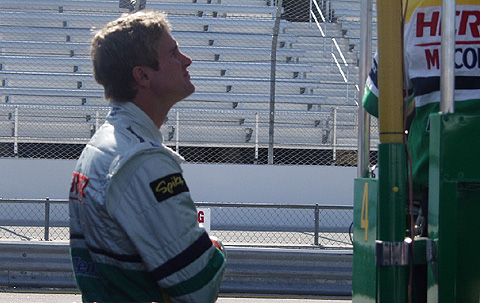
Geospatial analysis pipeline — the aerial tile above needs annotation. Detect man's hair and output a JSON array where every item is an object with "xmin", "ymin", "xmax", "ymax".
[{"xmin": 91, "ymin": 11, "xmax": 171, "ymax": 102}]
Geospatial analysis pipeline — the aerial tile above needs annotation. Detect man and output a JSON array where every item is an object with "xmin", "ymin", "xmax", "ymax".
[{"xmin": 69, "ymin": 11, "xmax": 226, "ymax": 302}]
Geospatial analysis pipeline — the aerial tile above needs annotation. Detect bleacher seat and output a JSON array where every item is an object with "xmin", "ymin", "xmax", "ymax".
[{"xmin": 0, "ymin": 0, "xmax": 364, "ymax": 149}]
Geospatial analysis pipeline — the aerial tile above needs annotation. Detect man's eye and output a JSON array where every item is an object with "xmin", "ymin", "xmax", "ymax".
[{"xmin": 172, "ymin": 48, "xmax": 178, "ymax": 57}]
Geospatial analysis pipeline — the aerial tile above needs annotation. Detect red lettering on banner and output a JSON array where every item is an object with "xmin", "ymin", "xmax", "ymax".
[
  {"xmin": 417, "ymin": 11, "xmax": 440, "ymax": 37},
  {"xmin": 458, "ymin": 11, "xmax": 480, "ymax": 38},
  {"xmin": 198, "ymin": 211, "xmax": 205, "ymax": 223},
  {"xmin": 70, "ymin": 172, "xmax": 89, "ymax": 198},
  {"xmin": 425, "ymin": 49, "xmax": 440, "ymax": 69},
  {"xmin": 416, "ymin": 10, "xmax": 480, "ymax": 38}
]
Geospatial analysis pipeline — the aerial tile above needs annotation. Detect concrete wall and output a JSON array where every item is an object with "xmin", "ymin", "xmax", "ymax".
[{"xmin": 0, "ymin": 158, "xmax": 355, "ymax": 206}]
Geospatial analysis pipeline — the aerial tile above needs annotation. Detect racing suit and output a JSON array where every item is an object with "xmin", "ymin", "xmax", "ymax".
[
  {"xmin": 363, "ymin": 0, "xmax": 480, "ymax": 190},
  {"xmin": 69, "ymin": 101, "xmax": 226, "ymax": 302}
]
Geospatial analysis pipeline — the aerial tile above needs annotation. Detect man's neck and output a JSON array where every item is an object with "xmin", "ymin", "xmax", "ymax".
[{"xmin": 132, "ymin": 95, "xmax": 171, "ymax": 128}]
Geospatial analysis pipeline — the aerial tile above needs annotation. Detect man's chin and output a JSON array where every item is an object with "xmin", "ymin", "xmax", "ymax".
[
  {"xmin": 185, "ymin": 85, "xmax": 195, "ymax": 97},
  {"xmin": 176, "ymin": 90, "xmax": 194, "ymax": 104}
]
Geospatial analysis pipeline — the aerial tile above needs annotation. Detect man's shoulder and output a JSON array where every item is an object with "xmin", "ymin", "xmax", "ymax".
[
  {"xmin": 76, "ymin": 122, "xmax": 166, "ymax": 173},
  {"xmin": 362, "ymin": 85, "xmax": 379, "ymax": 118}
]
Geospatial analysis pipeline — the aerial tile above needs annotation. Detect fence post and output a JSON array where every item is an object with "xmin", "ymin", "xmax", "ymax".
[
  {"xmin": 254, "ymin": 112, "xmax": 259, "ymax": 164},
  {"xmin": 268, "ymin": 0, "xmax": 282, "ymax": 165},
  {"xmin": 314, "ymin": 203, "xmax": 320, "ymax": 245},
  {"xmin": 309, "ymin": 0, "xmax": 312, "ymax": 28},
  {"xmin": 346, "ymin": 66, "xmax": 350, "ymax": 104},
  {"xmin": 95, "ymin": 109, "xmax": 100, "ymax": 133},
  {"xmin": 44, "ymin": 197, "xmax": 50, "ymax": 241},
  {"xmin": 333, "ymin": 107, "xmax": 338, "ymax": 164},
  {"xmin": 13, "ymin": 106, "xmax": 19, "ymax": 156},
  {"xmin": 175, "ymin": 110, "xmax": 180, "ymax": 152}
]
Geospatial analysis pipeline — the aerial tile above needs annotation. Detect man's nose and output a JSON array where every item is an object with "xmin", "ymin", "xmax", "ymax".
[{"xmin": 181, "ymin": 53, "xmax": 192, "ymax": 67}]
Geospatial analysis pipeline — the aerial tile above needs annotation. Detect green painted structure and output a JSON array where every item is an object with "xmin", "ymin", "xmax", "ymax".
[{"xmin": 352, "ymin": 113, "xmax": 480, "ymax": 302}]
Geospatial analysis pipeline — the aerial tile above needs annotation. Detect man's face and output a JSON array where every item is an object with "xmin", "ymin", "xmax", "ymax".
[{"xmin": 150, "ymin": 32, "xmax": 194, "ymax": 105}]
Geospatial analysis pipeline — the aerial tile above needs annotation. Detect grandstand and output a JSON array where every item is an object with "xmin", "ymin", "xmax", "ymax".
[{"xmin": 0, "ymin": 0, "xmax": 378, "ymax": 165}]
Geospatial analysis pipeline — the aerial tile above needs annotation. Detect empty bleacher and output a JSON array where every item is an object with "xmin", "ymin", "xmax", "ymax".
[{"xmin": 0, "ymin": 0, "xmax": 367, "ymax": 161}]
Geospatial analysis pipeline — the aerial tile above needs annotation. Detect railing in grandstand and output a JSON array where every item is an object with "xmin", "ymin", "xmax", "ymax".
[
  {"xmin": 309, "ymin": 0, "xmax": 360, "ymax": 105},
  {"xmin": 0, "ymin": 104, "xmax": 379, "ymax": 165}
]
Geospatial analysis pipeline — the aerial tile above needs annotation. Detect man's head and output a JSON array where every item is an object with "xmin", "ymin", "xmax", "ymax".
[{"xmin": 91, "ymin": 11, "xmax": 173, "ymax": 102}]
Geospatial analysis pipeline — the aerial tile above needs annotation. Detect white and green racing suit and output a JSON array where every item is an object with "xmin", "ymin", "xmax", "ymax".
[{"xmin": 69, "ymin": 101, "xmax": 226, "ymax": 302}]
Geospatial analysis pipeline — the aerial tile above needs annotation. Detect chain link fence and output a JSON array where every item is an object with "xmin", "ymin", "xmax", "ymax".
[
  {"xmin": 0, "ymin": 0, "xmax": 379, "ymax": 166},
  {"xmin": 0, "ymin": 103, "xmax": 378, "ymax": 164},
  {"xmin": 0, "ymin": 199, "xmax": 353, "ymax": 248}
]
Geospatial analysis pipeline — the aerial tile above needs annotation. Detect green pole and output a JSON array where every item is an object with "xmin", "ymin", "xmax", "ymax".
[
  {"xmin": 375, "ymin": 0, "xmax": 408, "ymax": 299},
  {"xmin": 377, "ymin": 143, "xmax": 408, "ymax": 302}
]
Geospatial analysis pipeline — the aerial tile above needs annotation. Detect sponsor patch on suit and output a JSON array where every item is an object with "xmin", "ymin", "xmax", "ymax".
[{"xmin": 149, "ymin": 173, "xmax": 189, "ymax": 203}]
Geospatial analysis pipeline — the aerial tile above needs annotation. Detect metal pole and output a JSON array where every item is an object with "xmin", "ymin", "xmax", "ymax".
[
  {"xmin": 376, "ymin": 0, "xmax": 408, "ymax": 300},
  {"xmin": 314, "ymin": 203, "xmax": 319, "ymax": 245},
  {"xmin": 377, "ymin": 2, "xmax": 404, "ymax": 143},
  {"xmin": 255, "ymin": 112, "xmax": 259, "ymax": 164},
  {"xmin": 309, "ymin": 0, "xmax": 313, "ymax": 29},
  {"xmin": 95, "ymin": 110, "xmax": 100, "ymax": 133},
  {"xmin": 324, "ymin": 3, "xmax": 327, "ymax": 36},
  {"xmin": 175, "ymin": 110, "xmax": 180, "ymax": 151},
  {"xmin": 268, "ymin": 0, "xmax": 283, "ymax": 165},
  {"xmin": 332, "ymin": 107, "xmax": 337, "ymax": 164},
  {"xmin": 331, "ymin": 40, "xmax": 334, "ymax": 67},
  {"xmin": 323, "ymin": 35, "xmax": 326, "ymax": 55},
  {"xmin": 14, "ymin": 106, "xmax": 18, "ymax": 156},
  {"xmin": 346, "ymin": 67, "xmax": 350, "ymax": 103},
  {"xmin": 440, "ymin": 0, "xmax": 456, "ymax": 113},
  {"xmin": 44, "ymin": 197, "xmax": 50, "ymax": 241},
  {"xmin": 357, "ymin": 0, "xmax": 373, "ymax": 178}
]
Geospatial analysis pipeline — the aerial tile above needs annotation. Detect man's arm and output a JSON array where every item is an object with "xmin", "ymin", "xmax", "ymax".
[
  {"xmin": 362, "ymin": 53, "xmax": 379, "ymax": 118},
  {"xmin": 362, "ymin": 51, "xmax": 416, "ymax": 123}
]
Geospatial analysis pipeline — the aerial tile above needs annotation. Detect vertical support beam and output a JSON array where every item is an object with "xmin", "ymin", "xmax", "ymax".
[
  {"xmin": 440, "ymin": 0, "xmax": 456, "ymax": 113},
  {"xmin": 175, "ymin": 110, "xmax": 180, "ymax": 152},
  {"xmin": 95, "ymin": 110, "xmax": 100, "ymax": 134},
  {"xmin": 44, "ymin": 197, "xmax": 50, "ymax": 241},
  {"xmin": 314, "ymin": 203, "xmax": 320, "ymax": 246},
  {"xmin": 14, "ymin": 106, "xmax": 19, "ymax": 157},
  {"xmin": 377, "ymin": 143, "xmax": 408, "ymax": 303},
  {"xmin": 254, "ymin": 112, "xmax": 259, "ymax": 164},
  {"xmin": 346, "ymin": 68, "xmax": 350, "ymax": 103},
  {"xmin": 268, "ymin": 0, "xmax": 283, "ymax": 165},
  {"xmin": 309, "ymin": 0, "xmax": 313, "ymax": 28},
  {"xmin": 377, "ymin": 0, "xmax": 404, "ymax": 143},
  {"xmin": 357, "ymin": 0, "xmax": 373, "ymax": 178},
  {"xmin": 332, "ymin": 107, "xmax": 337, "ymax": 164},
  {"xmin": 376, "ymin": 0, "xmax": 407, "ymax": 300}
]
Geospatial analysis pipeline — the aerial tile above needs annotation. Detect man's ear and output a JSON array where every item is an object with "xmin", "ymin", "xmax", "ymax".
[{"xmin": 132, "ymin": 66, "xmax": 151, "ymax": 89}]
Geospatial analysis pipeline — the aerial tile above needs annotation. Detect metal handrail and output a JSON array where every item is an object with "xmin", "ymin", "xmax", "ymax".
[
  {"xmin": 0, "ymin": 198, "xmax": 353, "ymax": 247},
  {"xmin": 309, "ymin": 0, "xmax": 358, "ymax": 107}
]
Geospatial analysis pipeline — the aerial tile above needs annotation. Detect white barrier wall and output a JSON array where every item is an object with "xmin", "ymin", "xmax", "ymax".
[{"xmin": 0, "ymin": 158, "xmax": 355, "ymax": 206}]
